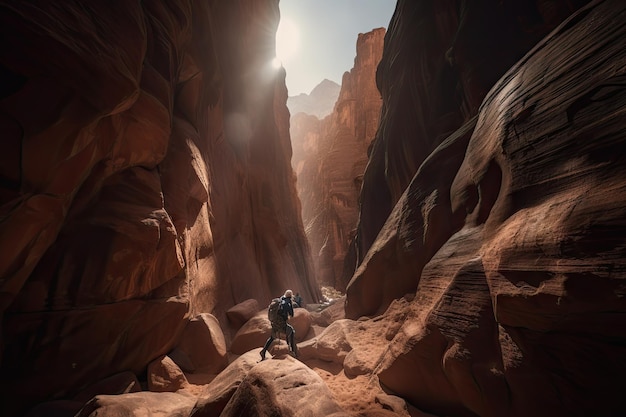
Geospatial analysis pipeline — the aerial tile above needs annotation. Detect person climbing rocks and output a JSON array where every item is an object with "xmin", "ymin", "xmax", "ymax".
[{"xmin": 260, "ymin": 289, "xmax": 297, "ymax": 360}]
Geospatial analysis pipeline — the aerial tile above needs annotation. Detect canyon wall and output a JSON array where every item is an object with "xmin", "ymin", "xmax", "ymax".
[
  {"xmin": 291, "ymin": 28, "xmax": 385, "ymax": 290},
  {"xmin": 346, "ymin": 0, "xmax": 626, "ymax": 415},
  {"xmin": 0, "ymin": 1, "xmax": 318, "ymax": 415},
  {"xmin": 353, "ymin": 0, "xmax": 592, "ymax": 272}
]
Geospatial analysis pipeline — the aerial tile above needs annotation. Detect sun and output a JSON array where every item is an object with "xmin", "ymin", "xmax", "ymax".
[{"xmin": 275, "ymin": 17, "xmax": 300, "ymax": 66}]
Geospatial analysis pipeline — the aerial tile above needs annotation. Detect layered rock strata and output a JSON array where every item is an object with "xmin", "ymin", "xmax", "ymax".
[
  {"xmin": 353, "ymin": 0, "xmax": 593, "ymax": 269},
  {"xmin": 347, "ymin": 0, "xmax": 626, "ymax": 415}
]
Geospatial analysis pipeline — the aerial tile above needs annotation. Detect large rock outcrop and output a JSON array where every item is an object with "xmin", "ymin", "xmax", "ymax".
[
  {"xmin": 347, "ymin": 0, "xmax": 626, "ymax": 415},
  {"xmin": 0, "ymin": 1, "xmax": 319, "ymax": 415},
  {"xmin": 353, "ymin": 0, "xmax": 592, "ymax": 266},
  {"xmin": 291, "ymin": 28, "xmax": 385, "ymax": 289}
]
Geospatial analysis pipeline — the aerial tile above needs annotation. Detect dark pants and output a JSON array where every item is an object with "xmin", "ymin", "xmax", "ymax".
[{"xmin": 261, "ymin": 323, "xmax": 296, "ymax": 357}]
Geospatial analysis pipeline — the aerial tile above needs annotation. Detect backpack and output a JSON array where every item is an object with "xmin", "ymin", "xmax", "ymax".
[
  {"xmin": 267, "ymin": 298, "xmax": 281, "ymax": 323},
  {"xmin": 267, "ymin": 296, "xmax": 288, "ymax": 323}
]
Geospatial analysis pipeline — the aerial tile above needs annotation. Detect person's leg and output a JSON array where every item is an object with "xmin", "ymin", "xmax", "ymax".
[
  {"xmin": 260, "ymin": 334, "xmax": 275, "ymax": 360},
  {"xmin": 286, "ymin": 324, "xmax": 297, "ymax": 355}
]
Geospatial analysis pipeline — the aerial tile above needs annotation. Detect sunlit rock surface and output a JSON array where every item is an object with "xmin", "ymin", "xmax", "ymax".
[
  {"xmin": 353, "ymin": 0, "xmax": 593, "ymax": 266},
  {"xmin": 291, "ymin": 28, "xmax": 385, "ymax": 289},
  {"xmin": 76, "ymin": 391, "xmax": 197, "ymax": 417},
  {"xmin": 0, "ymin": 1, "xmax": 318, "ymax": 415},
  {"xmin": 347, "ymin": 0, "xmax": 597, "ymax": 316},
  {"xmin": 347, "ymin": 0, "xmax": 626, "ymax": 415}
]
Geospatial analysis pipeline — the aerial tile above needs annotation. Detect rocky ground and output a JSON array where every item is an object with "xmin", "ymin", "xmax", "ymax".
[
  {"xmin": 27, "ymin": 292, "xmax": 438, "ymax": 417},
  {"xmin": 181, "ymin": 288, "xmax": 431, "ymax": 417}
]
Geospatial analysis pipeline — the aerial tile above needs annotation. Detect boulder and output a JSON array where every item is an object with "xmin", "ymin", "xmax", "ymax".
[
  {"xmin": 225, "ymin": 299, "xmax": 259, "ymax": 329},
  {"xmin": 170, "ymin": 313, "xmax": 228, "ymax": 374},
  {"xmin": 229, "ymin": 313, "xmax": 270, "ymax": 355},
  {"xmin": 147, "ymin": 355, "xmax": 188, "ymax": 393},
  {"xmin": 290, "ymin": 308, "xmax": 312, "ymax": 342},
  {"xmin": 73, "ymin": 371, "xmax": 141, "ymax": 403},
  {"xmin": 76, "ymin": 391, "xmax": 196, "ymax": 417},
  {"xmin": 220, "ymin": 355, "xmax": 350, "ymax": 417},
  {"xmin": 190, "ymin": 350, "xmax": 261, "ymax": 417}
]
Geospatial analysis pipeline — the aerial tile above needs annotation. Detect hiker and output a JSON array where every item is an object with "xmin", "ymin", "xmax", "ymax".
[
  {"xmin": 260, "ymin": 289, "xmax": 297, "ymax": 360},
  {"xmin": 294, "ymin": 292, "xmax": 303, "ymax": 308}
]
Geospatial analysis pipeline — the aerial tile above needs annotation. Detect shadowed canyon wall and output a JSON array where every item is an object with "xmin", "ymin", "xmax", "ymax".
[
  {"xmin": 0, "ymin": 1, "xmax": 319, "ymax": 415},
  {"xmin": 346, "ymin": 0, "xmax": 626, "ymax": 415},
  {"xmin": 291, "ymin": 28, "xmax": 385, "ymax": 290},
  {"xmin": 347, "ymin": 0, "xmax": 597, "ymax": 311},
  {"xmin": 353, "ymin": 0, "xmax": 593, "ymax": 275}
]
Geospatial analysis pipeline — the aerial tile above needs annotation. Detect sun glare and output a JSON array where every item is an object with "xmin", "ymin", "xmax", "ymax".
[{"xmin": 275, "ymin": 17, "xmax": 300, "ymax": 65}]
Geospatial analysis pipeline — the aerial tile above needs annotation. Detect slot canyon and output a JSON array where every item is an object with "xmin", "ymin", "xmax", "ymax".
[{"xmin": 1, "ymin": 1, "xmax": 625, "ymax": 416}]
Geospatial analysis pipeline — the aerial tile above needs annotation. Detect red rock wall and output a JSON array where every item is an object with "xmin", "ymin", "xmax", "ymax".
[
  {"xmin": 347, "ymin": 0, "xmax": 626, "ymax": 415},
  {"xmin": 0, "ymin": 1, "xmax": 318, "ymax": 414},
  {"xmin": 348, "ymin": 0, "xmax": 593, "ymax": 311},
  {"xmin": 291, "ymin": 28, "xmax": 385, "ymax": 290},
  {"xmin": 354, "ymin": 0, "xmax": 591, "ymax": 266}
]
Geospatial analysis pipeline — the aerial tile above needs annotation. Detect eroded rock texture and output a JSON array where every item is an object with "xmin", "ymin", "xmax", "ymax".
[
  {"xmin": 291, "ymin": 28, "xmax": 385, "ymax": 289},
  {"xmin": 353, "ymin": 0, "xmax": 592, "ymax": 271},
  {"xmin": 347, "ymin": 0, "xmax": 626, "ymax": 416},
  {"xmin": 0, "ymin": 1, "xmax": 319, "ymax": 415}
]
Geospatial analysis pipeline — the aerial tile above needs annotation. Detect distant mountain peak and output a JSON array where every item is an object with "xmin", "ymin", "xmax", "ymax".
[
  {"xmin": 311, "ymin": 78, "xmax": 340, "ymax": 92},
  {"xmin": 287, "ymin": 79, "xmax": 341, "ymax": 119}
]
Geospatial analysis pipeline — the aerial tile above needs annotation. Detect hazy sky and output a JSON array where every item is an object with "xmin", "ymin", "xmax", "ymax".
[{"xmin": 276, "ymin": 0, "xmax": 397, "ymax": 96}]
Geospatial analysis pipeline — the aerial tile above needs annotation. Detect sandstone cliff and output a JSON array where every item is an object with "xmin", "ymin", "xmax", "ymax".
[
  {"xmin": 354, "ymin": 0, "xmax": 593, "ymax": 266},
  {"xmin": 346, "ymin": 0, "xmax": 626, "ymax": 415},
  {"xmin": 0, "ymin": 1, "xmax": 318, "ymax": 415},
  {"xmin": 291, "ymin": 28, "xmax": 385, "ymax": 290}
]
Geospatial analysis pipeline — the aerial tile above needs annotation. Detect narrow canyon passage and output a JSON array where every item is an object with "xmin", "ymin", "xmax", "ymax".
[{"xmin": 1, "ymin": 1, "xmax": 626, "ymax": 417}]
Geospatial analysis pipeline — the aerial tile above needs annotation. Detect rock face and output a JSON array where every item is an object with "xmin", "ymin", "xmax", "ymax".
[
  {"xmin": 353, "ymin": 0, "xmax": 593, "ymax": 265},
  {"xmin": 287, "ymin": 78, "xmax": 341, "ymax": 119},
  {"xmin": 346, "ymin": 0, "xmax": 626, "ymax": 416},
  {"xmin": 219, "ymin": 356, "xmax": 350, "ymax": 417},
  {"xmin": 291, "ymin": 28, "xmax": 385, "ymax": 289},
  {"xmin": 0, "ymin": 1, "xmax": 319, "ymax": 415}
]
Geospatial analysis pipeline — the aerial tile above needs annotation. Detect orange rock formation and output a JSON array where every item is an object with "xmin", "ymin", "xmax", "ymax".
[
  {"xmin": 291, "ymin": 28, "xmax": 385, "ymax": 290},
  {"xmin": 0, "ymin": 1, "xmax": 318, "ymax": 415}
]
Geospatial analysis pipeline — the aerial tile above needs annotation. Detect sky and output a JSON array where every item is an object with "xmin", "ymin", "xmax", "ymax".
[{"xmin": 276, "ymin": 0, "xmax": 397, "ymax": 96}]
